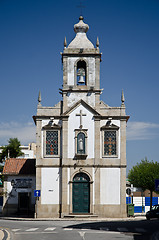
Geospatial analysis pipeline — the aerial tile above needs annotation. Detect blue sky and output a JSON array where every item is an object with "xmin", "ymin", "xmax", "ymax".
[{"xmin": 0, "ymin": 0, "xmax": 159, "ymax": 173}]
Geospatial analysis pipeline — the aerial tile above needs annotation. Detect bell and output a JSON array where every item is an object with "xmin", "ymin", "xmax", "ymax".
[{"xmin": 78, "ymin": 75, "xmax": 85, "ymax": 84}]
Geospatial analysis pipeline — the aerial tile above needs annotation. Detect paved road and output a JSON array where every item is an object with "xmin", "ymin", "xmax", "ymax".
[{"xmin": 0, "ymin": 218, "xmax": 159, "ymax": 240}]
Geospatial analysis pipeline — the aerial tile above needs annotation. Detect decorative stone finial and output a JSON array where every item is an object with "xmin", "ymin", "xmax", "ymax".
[
  {"xmin": 79, "ymin": 16, "xmax": 84, "ymax": 20},
  {"xmin": 121, "ymin": 89, "xmax": 125, "ymax": 106},
  {"xmin": 96, "ymin": 37, "xmax": 99, "ymax": 48},
  {"xmin": 74, "ymin": 16, "xmax": 89, "ymax": 33},
  {"xmin": 38, "ymin": 91, "xmax": 42, "ymax": 106},
  {"xmin": 64, "ymin": 36, "xmax": 67, "ymax": 48}
]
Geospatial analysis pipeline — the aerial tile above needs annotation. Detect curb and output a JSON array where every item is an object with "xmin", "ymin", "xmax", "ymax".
[{"xmin": 0, "ymin": 216, "xmax": 146, "ymax": 222}]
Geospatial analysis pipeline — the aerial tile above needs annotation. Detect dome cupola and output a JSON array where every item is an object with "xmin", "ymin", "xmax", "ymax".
[
  {"xmin": 68, "ymin": 16, "xmax": 94, "ymax": 49},
  {"xmin": 74, "ymin": 16, "xmax": 89, "ymax": 33}
]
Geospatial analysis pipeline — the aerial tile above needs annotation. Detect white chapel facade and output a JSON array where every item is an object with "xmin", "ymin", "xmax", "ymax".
[{"xmin": 33, "ymin": 16, "xmax": 129, "ymax": 218}]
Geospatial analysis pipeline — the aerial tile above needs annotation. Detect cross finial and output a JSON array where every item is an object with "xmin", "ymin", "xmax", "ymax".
[{"xmin": 77, "ymin": 0, "xmax": 85, "ymax": 16}]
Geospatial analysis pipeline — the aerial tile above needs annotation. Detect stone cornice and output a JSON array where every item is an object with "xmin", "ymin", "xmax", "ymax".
[
  {"xmin": 36, "ymin": 164, "xmax": 127, "ymax": 168},
  {"xmin": 94, "ymin": 115, "xmax": 130, "ymax": 122},
  {"xmin": 62, "ymin": 51, "xmax": 102, "ymax": 62},
  {"xmin": 33, "ymin": 114, "xmax": 129, "ymax": 124},
  {"xmin": 62, "ymin": 88, "xmax": 102, "ymax": 93}
]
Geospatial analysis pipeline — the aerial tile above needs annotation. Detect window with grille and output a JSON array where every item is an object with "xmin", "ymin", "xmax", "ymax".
[
  {"xmin": 46, "ymin": 130, "xmax": 58, "ymax": 155},
  {"xmin": 104, "ymin": 131, "xmax": 116, "ymax": 155}
]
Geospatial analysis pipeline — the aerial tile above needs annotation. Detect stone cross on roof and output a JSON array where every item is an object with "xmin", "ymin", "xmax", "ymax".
[
  {"xmin": 77, "ymin": 0, "xmax": 85, "ymax": 16},
  {"xmin": 76, "ymin": 110, "xmax": 86, "ymax": 129}
]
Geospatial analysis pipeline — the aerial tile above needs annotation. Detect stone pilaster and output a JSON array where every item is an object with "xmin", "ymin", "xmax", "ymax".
[
  {"xmin": 120, "ymin": 119, "xmax": 127, "ymax": 217},
  {"xmin": 62, "ymin": 118, "xmax": 68, "ymax": 163},
  {"xmin": 94, "ymin": 119, "xmax": 100, "ymax": 209},
  {"xmin": 63, "ymin": 56, "xmax": 67, "ymax": 87},
  {"xmin": 35, "ymin": 119, "xmax": 42, "ymax": 217},
  {"xmin": 95, "ymin": 57, "xmax": 100, "ymax": 89},
  {"xmin": 120, "ymin": 119, "xmax": 127, "ymax": 166}
]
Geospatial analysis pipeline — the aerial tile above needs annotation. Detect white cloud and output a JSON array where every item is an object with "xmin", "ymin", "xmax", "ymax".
[
  {"xmin": 0, "ymin": 121, "xmax": 36, "ymax": 146},
  {"xmin": 127, "ymin": 121, "xmax": 159, "ymax": 140}
]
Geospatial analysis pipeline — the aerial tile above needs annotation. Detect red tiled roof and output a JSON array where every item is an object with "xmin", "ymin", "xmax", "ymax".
[{"xmin": 3, "ymin": 158, "xmax": 36, "ymax": 175}]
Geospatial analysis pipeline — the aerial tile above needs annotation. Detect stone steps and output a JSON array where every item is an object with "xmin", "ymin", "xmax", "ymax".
[{"xmin": 63, "ymin": 214, "xmax": 98, "ymax": 218}]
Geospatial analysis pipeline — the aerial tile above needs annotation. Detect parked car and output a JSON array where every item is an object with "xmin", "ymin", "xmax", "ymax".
[{"xmin": 146, "ymin": 204, "xmax": 159, "ymax": 220}]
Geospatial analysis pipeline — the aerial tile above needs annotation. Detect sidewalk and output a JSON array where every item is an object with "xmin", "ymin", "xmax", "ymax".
[
  {"xmin": 0, "ymin": 214, "xmax": 146, "ymax": 222},
  {"xmin": 0, "ymin": 229, "xmax": 4, "ymax": 239},
  {"xmin": 0, "ymin": 228, "xmax": 10, "ymax": 240}
]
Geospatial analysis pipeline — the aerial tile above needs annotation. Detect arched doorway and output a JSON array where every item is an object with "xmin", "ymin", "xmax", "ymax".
[{"xmin": 72, "ymin": 172, "xmax": 90, "ymax": 213}]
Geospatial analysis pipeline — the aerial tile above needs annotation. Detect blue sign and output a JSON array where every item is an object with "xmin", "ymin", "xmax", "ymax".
[
  {"xmin": 34, "ymin": 190, "xmax": 41, "ymax": 197},
  {"xmin": 155, "ymin": 179, "xmax": 159, "ymax": 192}
]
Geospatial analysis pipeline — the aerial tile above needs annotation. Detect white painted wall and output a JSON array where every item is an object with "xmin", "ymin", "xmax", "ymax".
[
  {"xmin": 19, "ymin": 149, "xmax": 34, "ymax": 158},
  {"xmin": 67, "ymin": 92, "xmax": 95, "ymax": 108},
  {"xmin": 68, "ymin": 104, "xmax": 94, "ymax": 158},
  {"xmin": 41, "ymin": 168, "xmax": 59, "ymax": 204},
  {"xmin": 100, "ymin": 168, "xmax": 120, "ymax": 205},
  {"xmin": 6, "ymin": 176, "xmax": 36, "ymax": 204}
]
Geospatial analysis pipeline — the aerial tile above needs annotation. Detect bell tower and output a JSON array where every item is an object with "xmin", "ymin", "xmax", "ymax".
[{"xmin": 61, "ymin": 16, "xmax": 102, "ymax": 112}]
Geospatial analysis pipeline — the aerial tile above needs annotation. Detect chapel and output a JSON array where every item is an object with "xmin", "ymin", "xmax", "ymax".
[{"xmin": 33, "ymin": 16, "xmax": 129, "ymax": 218}]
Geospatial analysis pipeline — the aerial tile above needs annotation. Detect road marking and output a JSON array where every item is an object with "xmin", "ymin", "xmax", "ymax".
[
  {"xmin": 79, "ymin": 231, "xmax": 85, "ymax": 240},
  {"xmin": 117, "ymin": 228, "xmax": 129, "ymax": 232},
  {"xmin": 135, "ymin": 228, "xmax": 147, "ymax": 233},
  {"xmin": 26, "ymin": 228, "xmax": 39, "ymax": 232},
  {"xmin": 12, "ymin": 229, "xmax": 21, "ymax": 232},
  {"xmin": 44, "ymin": 227, "xmax": 56, "ymax": 231}
]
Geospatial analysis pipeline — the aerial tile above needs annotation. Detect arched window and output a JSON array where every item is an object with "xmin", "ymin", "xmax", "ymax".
[
  {"xmin": 73, "ymin": 172, "xmax": 90, "ymax": 182},
  {"xmin": 77, "ymin": 60, "xmax": 86, "ymax": 85},
  {"xmin": 77, "ymin": 132, "xmax": 85, "ymax": 154}
]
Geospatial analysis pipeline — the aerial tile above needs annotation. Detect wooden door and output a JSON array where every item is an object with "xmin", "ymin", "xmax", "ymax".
[{"xmin": 73, "ymin": 173, "xmax": 90, "ymax": 213}]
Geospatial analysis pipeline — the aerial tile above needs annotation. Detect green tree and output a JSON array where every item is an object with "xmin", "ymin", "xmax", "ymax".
[
  {"xmin": 128, "ymin": 158, "xmax": 159, "ymax": 210},
  {"xmin": 0, "ymin": 138, "xmax": 23, "ymax": 162}
]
